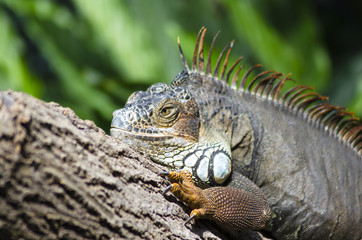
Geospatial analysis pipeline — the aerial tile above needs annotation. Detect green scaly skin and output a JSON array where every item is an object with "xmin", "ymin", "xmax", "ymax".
[{"xmin": 111, "ymin": 28, "xmax": 362, "ymax": 240}]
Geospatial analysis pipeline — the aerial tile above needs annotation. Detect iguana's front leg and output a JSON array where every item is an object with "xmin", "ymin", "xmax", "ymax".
[{"xmin": 161, "ymin": 170, "xmax": 271, "ymax": 231}]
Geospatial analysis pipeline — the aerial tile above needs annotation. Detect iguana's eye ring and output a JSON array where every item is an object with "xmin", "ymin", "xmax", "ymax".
[{"xmin": 156, "ymin": 100, "xmax": 180, "ymax": 126}]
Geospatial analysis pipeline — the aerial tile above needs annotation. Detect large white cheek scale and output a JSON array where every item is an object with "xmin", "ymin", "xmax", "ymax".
[{"xmin": 212, "ymin": 152, "xmax": 231, "ymax": 184}]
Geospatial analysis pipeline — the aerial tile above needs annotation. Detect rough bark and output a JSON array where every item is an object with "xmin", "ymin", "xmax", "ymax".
[{"xmin": 0, "ymin": 91, "xmax": 266, "ymax": 240}]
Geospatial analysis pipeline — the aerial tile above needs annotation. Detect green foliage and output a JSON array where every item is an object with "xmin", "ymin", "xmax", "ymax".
[{"xmin": 0, "ymin": 0, "xmax": 361, "ymax": 131}]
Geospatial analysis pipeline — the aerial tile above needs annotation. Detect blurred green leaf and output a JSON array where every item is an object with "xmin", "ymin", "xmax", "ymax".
[
  {"xmin": 0, "ymin": 10, "xmax": 42, "ymax": 96},
  {"xmin": 225, "ymin": 0, "xmax": 331, "ymax": 91},
  {"xmin": 0, "ymin": 0, "xmax": 360, "ymax": 131}
]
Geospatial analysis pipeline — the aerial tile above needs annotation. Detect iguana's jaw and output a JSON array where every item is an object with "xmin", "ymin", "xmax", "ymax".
[
  {"xmin": 110, "ymin": 127, "xmax": 195, "ymax": 161},
  {"xmin": 111, "ymin": 123, "xmax": 232, "ymax": 187}
]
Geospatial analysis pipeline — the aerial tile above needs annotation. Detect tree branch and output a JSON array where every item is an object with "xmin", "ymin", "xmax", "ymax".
[{"xmin": 0, "ymin": 91, "xmax": 265, "ymax": 240}]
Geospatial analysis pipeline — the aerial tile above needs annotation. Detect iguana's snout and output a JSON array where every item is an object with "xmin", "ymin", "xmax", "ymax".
[{"xmin": 110, "ymin": 108, "xmax": 136, "ymax": 135}]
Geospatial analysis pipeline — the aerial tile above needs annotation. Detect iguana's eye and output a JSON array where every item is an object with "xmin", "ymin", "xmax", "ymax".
[{"xmin": 160, "ymin": 107, "xmax": 176, "ymax": 118}]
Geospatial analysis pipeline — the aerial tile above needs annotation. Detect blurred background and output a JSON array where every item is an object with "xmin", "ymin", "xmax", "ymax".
[{"xmin": 0, "ymin": 0, "xmax": 361, "ymax": 132}]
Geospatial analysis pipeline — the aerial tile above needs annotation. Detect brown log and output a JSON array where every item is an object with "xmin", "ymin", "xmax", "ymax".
[{"xmin": 0, "ymin": 91, "xmax": 267, "ymax": 240}]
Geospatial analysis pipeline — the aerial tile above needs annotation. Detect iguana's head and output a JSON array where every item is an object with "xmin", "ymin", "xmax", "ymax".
[
  {"xmin": 111, "ymin": 80, "xmax": 200, "ymax": 154},
  {"xmin": 111, "ymin": 72, "xmax": 232, "ymax": 186}
]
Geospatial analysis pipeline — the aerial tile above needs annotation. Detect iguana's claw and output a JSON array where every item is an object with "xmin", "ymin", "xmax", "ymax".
[
  {"xmin": 162, "ymin": 184, "xmax": 173, "ymax": 195},
  {"xmin": 159, "ymin": 171, "xmax": 170, "ymax": 176},
  {"xmin": 184, "ymin": 213, "xmax": 196, "ymax": 225}
]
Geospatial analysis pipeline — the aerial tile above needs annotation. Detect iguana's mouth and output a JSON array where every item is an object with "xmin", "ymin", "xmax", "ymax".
[
  {"xmin": 110, "ymin": 127, "xmax": 198, "ymax": 142},
  {"xmin": 110, "ymin": 127, "xmax": 173, "ymax": 140}
]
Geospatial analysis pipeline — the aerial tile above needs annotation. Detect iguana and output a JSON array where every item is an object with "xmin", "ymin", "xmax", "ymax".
[{"xmin": 110, "ymin": 27, "xmax": 362, "ymax": 240}]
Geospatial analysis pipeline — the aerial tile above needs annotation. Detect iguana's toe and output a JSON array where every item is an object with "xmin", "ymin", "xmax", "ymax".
[{"xmin": 162, "ymin": 170, "xmax": 205, "ymax": 209}]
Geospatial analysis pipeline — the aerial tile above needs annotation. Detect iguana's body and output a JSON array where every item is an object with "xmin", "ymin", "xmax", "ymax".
[{"xmin": 111, "ymin": 28, "xmax": 362, "ymax": 239}]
